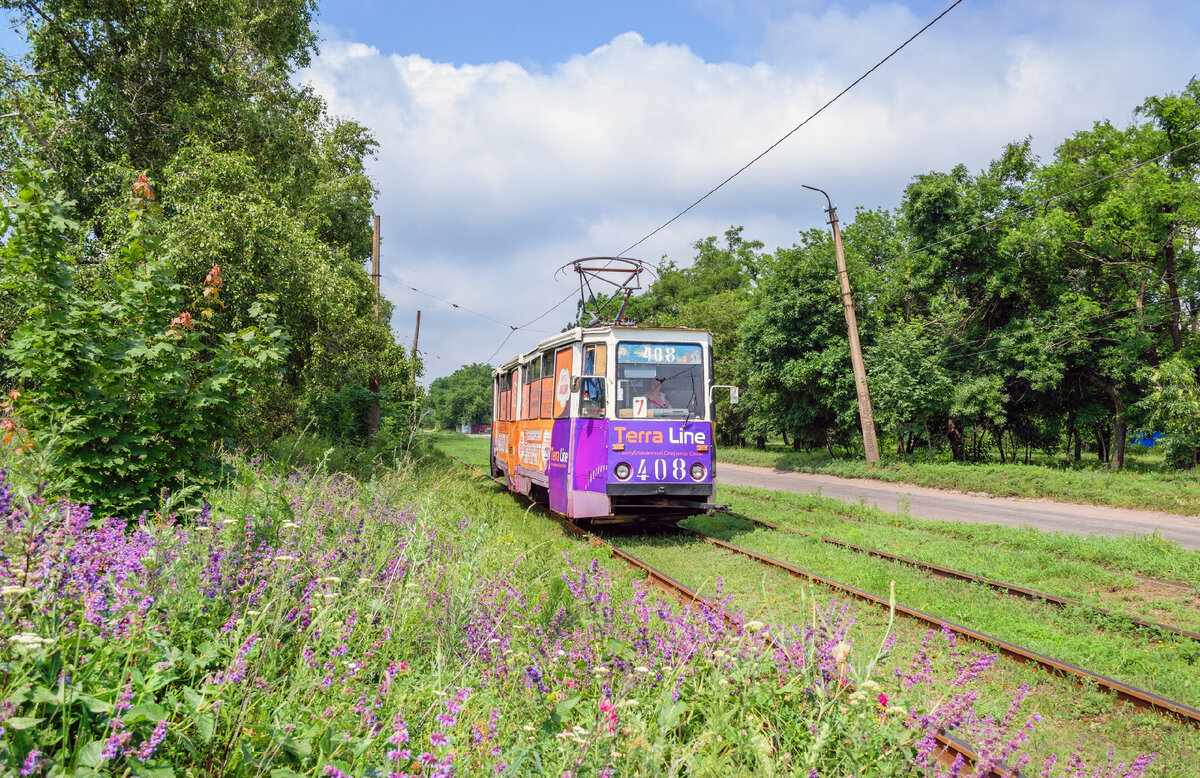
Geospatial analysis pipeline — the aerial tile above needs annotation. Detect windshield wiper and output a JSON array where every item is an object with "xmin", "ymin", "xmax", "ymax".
[{"xmin": 684, "ymin": 373, "xmax": 697, "ymax": 428}]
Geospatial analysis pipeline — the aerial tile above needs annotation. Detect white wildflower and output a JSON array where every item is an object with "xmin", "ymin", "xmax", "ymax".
[
  {"xmin": 322, "ymin": 576, "xmax": 341, "ymax": 584},
  {"xmin": 634, "ymin": 666, "xmax": 650, "ymax": 674},
  {"xmin": 273, "ymin": 555, "xmax": 296, "ymax": 562},
  {"xmin": 357, "ymin": 577, "xmax": 372, "ymax": 585},
  {"xmin": 744, "ymin": 620, "xmax": 765, "ymax": 634},
  {"xmin": 222, "ymin": 518, "xmax": 238, "ymax": 525},
  {"xmin": 8, "ymin": 632, "xmax": 51, "ymax": 647},
  {"xmin": 0, "ymin": 585, "xmax": 32, "ymax": 596}
]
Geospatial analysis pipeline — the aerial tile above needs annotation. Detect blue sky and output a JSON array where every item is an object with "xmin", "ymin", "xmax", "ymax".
[
  {"xmin": 314, "ymin": 0, "xmax": 741, "ymax": 67},
  {"xmin": 5, "ymin": 2, "xmax": 1200, "ymax": 380}
]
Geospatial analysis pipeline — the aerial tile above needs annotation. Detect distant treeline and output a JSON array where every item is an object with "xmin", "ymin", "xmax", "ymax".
[{"xmin": 579, "ymin": 80, "xmax": 1200, "ymax": 469}]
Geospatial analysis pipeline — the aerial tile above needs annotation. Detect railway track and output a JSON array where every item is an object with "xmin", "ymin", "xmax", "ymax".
[
  {"xmin": 675, "ymin": 525, "xmax": 1200, "ymax": 727},
  {"xmin": 732, "ymin": 491, "xmax": 1200, "ymax": 598},
  {"xmin": 448, "ymin": 455, "xmax": 1022, "ymax": 777},
  {"xmin": 723, "ymin": 511, "xmax": 1200, "ymax": 643}
]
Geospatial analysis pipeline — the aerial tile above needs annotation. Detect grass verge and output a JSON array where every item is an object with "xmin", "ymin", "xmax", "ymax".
[{"xmin": 718, "ymin": 444, "xmax": 1200, "ymax": 515}]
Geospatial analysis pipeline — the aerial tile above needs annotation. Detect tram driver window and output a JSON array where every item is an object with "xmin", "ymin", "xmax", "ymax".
[
  {"xmin": 580, "ymin": 344, "xmax": 606, "ymax": 417},
  {"xmin": 615, "ymin": 342, "xmax": 704, "ymax": 419}
]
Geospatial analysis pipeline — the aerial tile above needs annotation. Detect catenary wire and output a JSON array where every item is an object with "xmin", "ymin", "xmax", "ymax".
[
  {"xmin": 613, "ymin": 0, "xmax": 964, "ymax": 259},
  {"xmin": 382, "ymin": 273, "xmax": 555, "ymax": 335},
  {"xmin": 744, "ymin": 135, "xmax": 1200, "ymax": 336},
  {"xmin": 490, "ymin": 0, "xmax": 965, "ymax": 359}
]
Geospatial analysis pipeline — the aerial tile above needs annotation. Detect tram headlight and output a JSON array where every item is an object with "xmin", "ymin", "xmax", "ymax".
[
  {"xmin": 690, "ymin": 463, "xmax": 706, "ymax": 481},
  {"xmin": 614, "ymin": 462, "xmax": 632, "ymax": 481}
]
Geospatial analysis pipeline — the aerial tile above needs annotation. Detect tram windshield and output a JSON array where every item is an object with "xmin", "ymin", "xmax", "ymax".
[{"xmin": 615, "ymin": 342, "xmax": 705, "ymax": 419}]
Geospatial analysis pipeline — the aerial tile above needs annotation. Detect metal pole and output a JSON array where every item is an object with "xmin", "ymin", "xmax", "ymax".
[
  {"xmin": 372, "ymin": 214, "xmax": 381, "ymax": 317},
  {"xmin": 802, "ymin": 185, "xmax": 880, "ymax": 463},
  {"xmin": 366, "ymin": 215, "xmax": 383, "ymax": 437},
  {"xmin": 410, "ymin": 310, "xmax": 422, "ymax": 431}
]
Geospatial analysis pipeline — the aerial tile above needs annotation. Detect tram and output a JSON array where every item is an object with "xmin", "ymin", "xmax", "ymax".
[{"xmin": 490, "ymin": 259, "xmax": 738, "ymax": 523}]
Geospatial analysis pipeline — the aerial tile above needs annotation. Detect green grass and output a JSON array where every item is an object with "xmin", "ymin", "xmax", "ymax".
[
  {"xmin": 724, "ymin": 488, "xmax": 1200, "ymax": 636},
  {"xmin": 433, "ymin": 430, "xmax": 491, "ymax": 470},
  {"xmin": 719, "ymin": 485, "xmax": 1200, "ymax": 588},
  {"xmin": 718, "ymin": 443, "xmax": 1200, "ymax": 515},
  {"xmin": 680, "ymin": 514, "xmax": 1200, "ymax": 705},
  {"xmin": 608, "ymin": 527, "xmax": 1199, "ymax": 777},
  {"xmin": 429, "ymin": 433, "xmax": 1199, "ymax": 774}
]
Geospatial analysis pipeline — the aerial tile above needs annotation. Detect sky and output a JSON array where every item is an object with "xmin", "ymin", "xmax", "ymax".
[{"xmin": 7, "ymin": 2, "xmax": 1200, "ymax": 382}]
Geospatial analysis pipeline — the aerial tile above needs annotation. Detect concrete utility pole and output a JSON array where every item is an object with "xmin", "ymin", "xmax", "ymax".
[
  {"xmin": 410, "ymin": 310, "xmax": 422, "ymax": 431},
  {"xmin": 372, "ymin": 214, "xmax": 381, "ymax": 317},
  {"xmin": 367, "ymin": 214, "xmax": 382, "ymax": 437},
  {"xmin": 803, "ymin": 185, "xmax": 880, "ymax": 463}
]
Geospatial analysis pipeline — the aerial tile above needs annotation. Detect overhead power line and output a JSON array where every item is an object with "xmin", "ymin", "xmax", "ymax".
[
  {"xmin": 489, "ymin": 0, "xmax": 965, "ymax": 365},
  {"xmin": 614, "ymin": 0, "xmax": 964, "ymax": 258},
  {"xmin": 383, "ymin": 273, "xmax": 554, "ymax": 335}
]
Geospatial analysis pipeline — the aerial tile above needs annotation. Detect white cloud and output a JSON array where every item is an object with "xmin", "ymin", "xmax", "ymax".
[{"xmin": 301, "ymin": 1, "xmax": 1200, "ymax": 381}]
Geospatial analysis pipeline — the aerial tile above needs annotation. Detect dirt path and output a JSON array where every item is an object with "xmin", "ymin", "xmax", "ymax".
[{"xmin": 716, "ymin": 462, "xmax": 1200, "ymax": 550}]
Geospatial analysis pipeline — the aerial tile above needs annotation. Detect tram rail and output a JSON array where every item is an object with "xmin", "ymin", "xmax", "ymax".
[
  {"xmin": 724, "ymin": 511, "xmax": 1200, "ymax": 644},
  {"xmin": 678, "ymin": 526, "xmax": 1200, "ymax": 727},
  {"xmin": 448, "ymin": 454, "xmax": 1023, "ymax": 777}
]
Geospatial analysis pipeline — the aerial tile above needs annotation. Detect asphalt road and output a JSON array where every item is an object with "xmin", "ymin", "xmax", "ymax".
[{"xmin": 715, "ymin": 462, "xmax": 1200, "ymax": 550}]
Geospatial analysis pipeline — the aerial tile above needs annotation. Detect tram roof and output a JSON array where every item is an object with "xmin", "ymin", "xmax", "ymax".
[{"xmin": 494, "ymin": 325, "xmax": 712, "ymax": 374}]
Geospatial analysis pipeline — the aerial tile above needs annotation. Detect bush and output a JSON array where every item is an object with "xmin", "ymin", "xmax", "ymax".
[{"xmin": 1, "ymin": 166, "xmax": 288, "ymax": 515}]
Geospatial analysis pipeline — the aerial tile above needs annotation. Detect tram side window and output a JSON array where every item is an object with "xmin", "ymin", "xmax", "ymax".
[
  {"xmin": 580, "ymin": 344, "xmax": 606, "ymax": 417},
  {"xmin": 520, "ymin": 365, "xmax": 530, "ymax": 419},
  {"xmin": 528, "ymin": 357, "xmax": 542, "ymax": 418},
  {"xmin": 498, "ymin": 373, "xmax": 511, "ymax": 421},
  {"xmin": 540, "ymin": 352, "xmax": 554, "ymax": 418},
  {"xmin": 507, "ymin": 370, "xmax": 517, "ymax": 420}
]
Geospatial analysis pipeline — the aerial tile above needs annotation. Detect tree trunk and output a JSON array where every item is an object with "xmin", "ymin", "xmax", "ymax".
[
  {"xmin": 792, "ymin": 433, "xmax": 802, "ymax": 451},
  {"xmin": 781, "ymin": 430, "xmax": 790, "ymax": 447},
  {"xmin": 755, "ymin": 435, "xmax": 766, "ymax": 450},
  {"xmin": 897, "ymin": 427, "xmax": 905, "ymax": 456},
  {"xmin": 947, "ymin": 418, "xmax": 965, "ymax": 462},
  {"xmin": 995, "ymin": 427, "xmax": 1006, "ymax": 464},
  {"xmin": 1075, "ymin": 369, "xmax": 1128, "ymax": 470},
  {"xmin": 1164, "ymin": 238, "xmax": 1184, "ymax": 352},
  {"xmin": 924, "ymin": 420, "xmax": 933, "ymax": 457}
]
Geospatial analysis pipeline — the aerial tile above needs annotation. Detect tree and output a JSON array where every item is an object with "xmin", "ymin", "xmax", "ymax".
[
  {"xmin": 740, "ymin": 230, "xmax": 860, "ymax": 452},
  {"xmin": 1, "ymin": 165, "xmax": 287, "ymax": 513},
  {"xmin": 0, "ymin": 0, "xmax": 415, "ymax": 447},
  {"xmin": 426, "ymin": 364, "xmax": 494, "ymax": 430}
]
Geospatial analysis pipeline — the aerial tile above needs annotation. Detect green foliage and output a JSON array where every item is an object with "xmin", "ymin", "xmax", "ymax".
[
  {"xmin": 1140, "ymin": 355, "xmax": 1200, "ymax": 469},
  {"xmin": 739, "ymin": 230, "xmax": 859, "ymax": 451},
  {"xmin": 1, "ymin": 165, "xmax": 288, "ymax": 515},
  {"xmin": 1, "ymin": 0, "xmax": 414, "ymax": 455},
  {"xmin": 425, "ymin": 363, "xmax": 494, "ymax": 430}
]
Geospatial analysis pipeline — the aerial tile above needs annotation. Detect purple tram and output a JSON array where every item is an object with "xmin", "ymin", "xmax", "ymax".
[{"xmin": 491, "ymin": 325, "xmax": 738, "ymax": 523}]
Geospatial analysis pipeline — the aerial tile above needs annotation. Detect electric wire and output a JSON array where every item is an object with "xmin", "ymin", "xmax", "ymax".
[
  {"xmin": 739, "ymin": 134, "xmax": 1200, "ymax": 351},
  {"xmin": 614, "ymin": 0, "xmax": 964, "ymax": 258},
  {"xmin": 382, "ymin": 272, "xmax": 555, "ymax": 335},
  {"xmin": 488, "ymin": 0, "xmax": 965, "ymax": 360}
]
